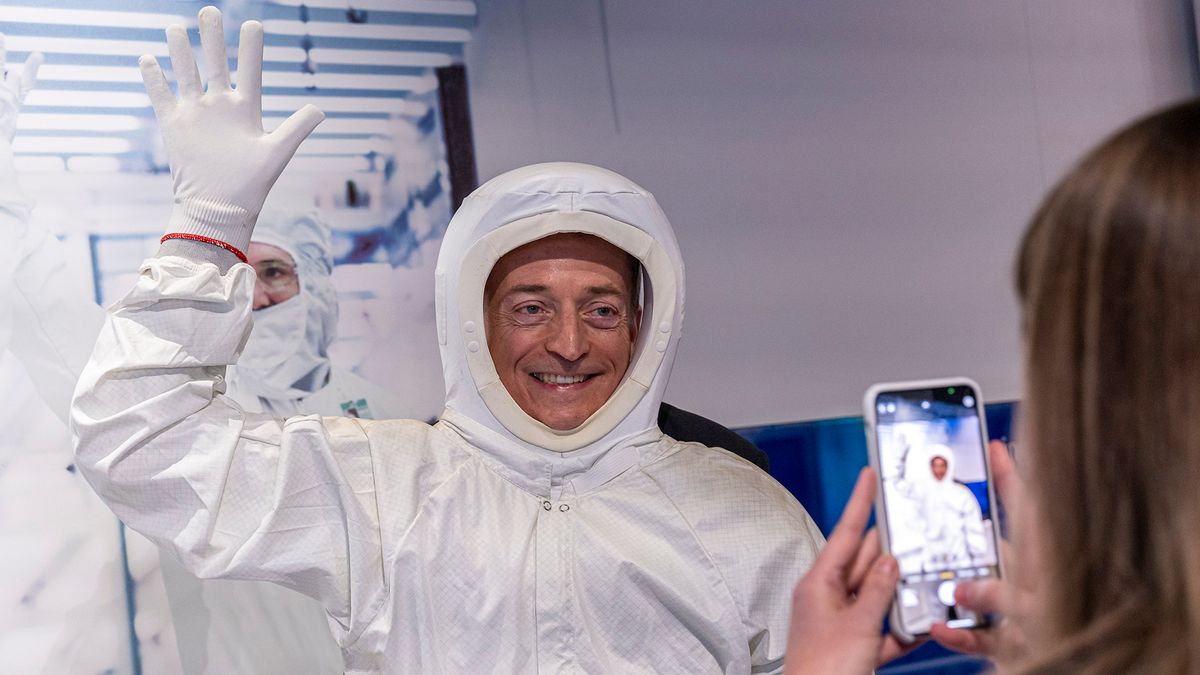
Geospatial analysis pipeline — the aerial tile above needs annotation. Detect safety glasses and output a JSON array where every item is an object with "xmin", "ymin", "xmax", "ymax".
[{"xmin": 253, "ymin": 259, "xmax": 299, "ymax": 292}]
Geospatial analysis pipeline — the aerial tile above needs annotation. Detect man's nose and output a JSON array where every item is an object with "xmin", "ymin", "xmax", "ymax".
[
  {"xmin": 252, "ymin": 282, "xmax": 272, "ymax": 310},
  {"xmin": 545, "ymin": 314, "xmax": 588, "ymax": 361}
]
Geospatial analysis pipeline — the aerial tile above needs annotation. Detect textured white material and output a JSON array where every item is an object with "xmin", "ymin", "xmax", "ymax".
[
  {"xmin": 160, "ymin": 208, "xmax": 410, "ymax": 674},
  {"xmin": 161, "ymin": 365, "xmax": 404, "ymax": 675},
  {"xmin": 72, "ymin": 163, "xmax": 824, "ymax": 672}
]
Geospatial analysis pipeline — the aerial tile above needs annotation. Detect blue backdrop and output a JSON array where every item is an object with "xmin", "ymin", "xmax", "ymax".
[{"xmin": 736, "ymin": 401, "xmax": 1018, "ymax": 675}]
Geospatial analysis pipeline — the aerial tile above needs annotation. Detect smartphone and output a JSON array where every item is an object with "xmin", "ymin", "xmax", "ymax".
[{"xmin": 863, "ymin": 377, "xmax": 1004, "ymax": 642}]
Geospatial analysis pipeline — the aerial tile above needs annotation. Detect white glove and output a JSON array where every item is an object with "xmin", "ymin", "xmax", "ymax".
[
  {"xmin": 141, "ymin": 6, "xmax": 324, "ymax": 259},
  {"xmin": 0, "ymin": 34, "xmax": 42, "ymax": 143},
  {"xmin": 0, "ymin": 35, "xmax": 41, "ymax": 222}
]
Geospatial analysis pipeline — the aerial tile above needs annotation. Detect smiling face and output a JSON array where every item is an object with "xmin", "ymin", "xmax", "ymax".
[{"xmin": 484, "ymin": 233, "xmax": 640, "ymax": 431}]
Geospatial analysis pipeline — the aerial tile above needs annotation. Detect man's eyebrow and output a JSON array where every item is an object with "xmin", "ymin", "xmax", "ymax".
[
  {"xmin": 585, "ymin": 284, "xmax": 624, "ymax": 297},
  {"xmin": 499, "ymin": 283, "xmax": 626, "ymax": 299},
  {"xmin": 503, "ymin": 284, "xmax": 548, "ymax": 295}
]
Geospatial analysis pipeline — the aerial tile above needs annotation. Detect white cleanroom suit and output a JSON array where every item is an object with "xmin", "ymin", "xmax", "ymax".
[
  {"xmin": 895, "ymin": 444, "xmax": 989, "ymax": 572},
  {"xmin": 160, "ymin": 209, "xmax": 404, "ymax": 675},
  {"xmin": 73, "ymin": 162, "xmax": 824, "ymax": 673},
  {"xmin": 72, "ymin": 11, "xmax": 823, "ymax": 672}
]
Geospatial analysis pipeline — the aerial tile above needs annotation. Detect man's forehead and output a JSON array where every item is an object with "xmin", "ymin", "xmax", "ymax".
[
  {"xmin": 485, "ymin": 233, "xmax": 639, "ymax": 297},
  {"xmin": 498, "ymin": 232, "xmax": 628, "ymax": 265}
]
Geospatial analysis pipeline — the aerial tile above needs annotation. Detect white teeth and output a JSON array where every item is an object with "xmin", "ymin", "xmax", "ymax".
[{"xmin": 534, "ymin": 373, "xmax": 588, "ymax": 385}]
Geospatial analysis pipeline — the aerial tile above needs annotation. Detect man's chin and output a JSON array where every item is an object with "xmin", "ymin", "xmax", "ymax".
[
  {"xmin": 534, "ymin": 412, "xmax": 588, "ymax": 431},
  {"xmin": 518, "ymin": 402, "xmax": 591, "ymax": 432}
]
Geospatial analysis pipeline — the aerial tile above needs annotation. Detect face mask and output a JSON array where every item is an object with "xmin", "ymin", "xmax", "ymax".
[{"xmin": 237, "ymin": 293, "xmax": 328, "ymax": 401}]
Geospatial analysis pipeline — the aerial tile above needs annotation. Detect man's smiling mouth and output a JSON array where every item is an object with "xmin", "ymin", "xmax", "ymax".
[{"xmin": 531, "ymin": 373, "xmax": 592, "ymax": 385}]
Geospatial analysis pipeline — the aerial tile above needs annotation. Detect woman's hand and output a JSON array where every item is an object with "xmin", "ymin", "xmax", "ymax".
[
  {"xmin": 784, "ymin": 468, "xmax": 919, "ymax": 675},
  {"xmin": 929, "ymin": 441, "xmax": 1030, "ymax": 662}
]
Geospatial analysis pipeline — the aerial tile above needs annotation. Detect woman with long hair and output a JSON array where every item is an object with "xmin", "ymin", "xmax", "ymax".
[{"xmin": 786, "ymin": 98, "xmax": 1200, "ymax": 674}]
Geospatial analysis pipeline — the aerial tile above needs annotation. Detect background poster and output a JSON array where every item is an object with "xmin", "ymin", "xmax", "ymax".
[{"xmin": 0, "ymin": 2, "xmax": 477, "ymax": 671}]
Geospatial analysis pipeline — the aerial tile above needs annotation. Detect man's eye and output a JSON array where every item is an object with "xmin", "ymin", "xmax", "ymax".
[
  {"xmin": 586, "ymin": 306, "xmax": 622, "ymax": 327},
  {"xmin": 513, "ymin": 305, "xmax": 548, "ymax": 319}
]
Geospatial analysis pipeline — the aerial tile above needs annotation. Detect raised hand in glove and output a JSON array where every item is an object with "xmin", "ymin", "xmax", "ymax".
[
  {"xmin": 142, "ymin": 6, "xmax": 324, "ymax": 261},
  {"xmin": 0, "ymin": 36, "xmax": 42, "ymax": 219},
  {"xmin": 0, "ymin": 35, "xmax": 42, "ymax": 144}
]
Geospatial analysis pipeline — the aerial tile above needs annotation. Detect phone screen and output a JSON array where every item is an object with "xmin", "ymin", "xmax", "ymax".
[{"xmin": 872, "ymin": 384, "xmax": 1001, "ymax": 636}]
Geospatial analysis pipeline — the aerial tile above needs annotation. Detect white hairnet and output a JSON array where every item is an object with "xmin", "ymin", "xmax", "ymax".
[
  {"xmin": 924, "ymin": 444, "xmax": 957, "ymax": 482},
  {"xmin": 252, "ymin": 208, "xmax": 338, "ymax": 353}
]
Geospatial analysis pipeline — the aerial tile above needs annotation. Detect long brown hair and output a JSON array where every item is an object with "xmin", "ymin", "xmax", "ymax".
[{"xmin": 1014, "ymin": 99, "xmax": 1200, "ymax": 673}]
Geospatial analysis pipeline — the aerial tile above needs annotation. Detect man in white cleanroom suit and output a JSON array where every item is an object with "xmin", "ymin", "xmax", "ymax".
[
  {"xmin": 897, "ymin": 444, "xmax": 988, "ymax": 572},
  {"xmin": 158, "ymin": 207, "xmax": 404, "ymax": 673},
  {"xmin": 72, "ymin": 8, "xmax": 823, "ymax": 673}
]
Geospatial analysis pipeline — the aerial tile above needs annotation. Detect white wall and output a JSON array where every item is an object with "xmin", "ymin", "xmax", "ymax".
[{"xmin": 465, "ymin": 0, "xmax": 1196, "ymax": 426}]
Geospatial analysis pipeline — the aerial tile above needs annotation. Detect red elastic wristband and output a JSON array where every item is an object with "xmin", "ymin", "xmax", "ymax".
[{"xmin": 160, "ymin": 233, "xmax": 248, "ymax": 264}]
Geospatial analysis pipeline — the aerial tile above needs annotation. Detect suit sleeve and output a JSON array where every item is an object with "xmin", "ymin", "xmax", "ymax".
[{"xmin": 70, "ymin": 255, "xmax": 385, "ymax": 641}]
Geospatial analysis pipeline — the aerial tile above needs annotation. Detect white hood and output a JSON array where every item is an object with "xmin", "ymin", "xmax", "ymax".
[
  {"xmin": 234, "ymin": 209, "xmax": 338, "ymax": 403},
  {"xmin": 925, "ymin": 444, "xmax": 957, "ymax": 483},
  {"xmin": 434, "ymin": 162, "xmax": 685, "ymax": 457}
]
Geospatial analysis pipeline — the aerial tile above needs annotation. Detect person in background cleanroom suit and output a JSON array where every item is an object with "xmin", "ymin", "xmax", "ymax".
[
  {"xmin": 227, "ymin": 208, "xmax": 406, "ymax": 419},
  {"xmin": 72, "ymin": 8, "xmax": 822, "ymax": 674},
  {"xmin": 157, "ymin": 207, "xmax": 403, "ymax": 674}
]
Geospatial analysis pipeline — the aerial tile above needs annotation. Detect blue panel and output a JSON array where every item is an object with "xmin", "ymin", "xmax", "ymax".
[
  {"xmin": 735, "ymin": 401, "xmax": 1017, "ymax": 675},
  {"xmin": 877, "ymin": 642, "xmax": 990, "ymax": 674},
  {"xmin": 736, "ymin": 400, "xmax": 1016, "ymax": 535},
  {"xmin": 964, "ymin": 481, "xmax": 989, "ymax": 517}
]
